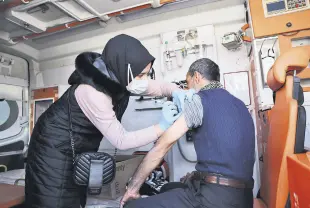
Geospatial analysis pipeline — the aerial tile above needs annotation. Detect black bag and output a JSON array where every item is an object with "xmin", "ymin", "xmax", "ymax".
[{"xmin": 67, "ymin": 88, "xmax": 116, "ymax": 195}]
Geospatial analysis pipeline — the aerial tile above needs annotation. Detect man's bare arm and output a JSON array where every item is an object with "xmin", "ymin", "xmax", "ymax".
[{"xmin": 126, "ymin": 114, "xmax": 189, "ymax": 193}]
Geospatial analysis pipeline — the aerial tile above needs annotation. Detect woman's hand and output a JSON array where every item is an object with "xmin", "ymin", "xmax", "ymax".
[
  {"xmin": 172, "ymin": 89, "xmax": 195, "ymax": 113},
  {"xmin": 158, "ymin": 101, "xmax": 180, "ymax": 132},
  {"xmin": 120, "ymin": 189, "xmax": 140, "ymax": 208}
]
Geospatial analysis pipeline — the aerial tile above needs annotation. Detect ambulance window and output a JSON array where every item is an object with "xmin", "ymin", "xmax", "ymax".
[
  {"xmin": 0, "ymin": 101, "xmax": 10, "ymax": 126},
  {"xmin": 0, "ymin": 100, "xmax": 19, "ymax": 132}
]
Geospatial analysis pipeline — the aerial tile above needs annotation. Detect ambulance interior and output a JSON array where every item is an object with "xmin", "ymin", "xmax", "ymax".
[{"xmin": 0, "ymin": 0, "xmax": 310, "ymax": 207}]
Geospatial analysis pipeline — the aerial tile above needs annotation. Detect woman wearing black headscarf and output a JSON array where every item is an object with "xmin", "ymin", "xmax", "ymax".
[{"xmin": 25, "ymin": 34, "xmax": 190, "ymax": 208}]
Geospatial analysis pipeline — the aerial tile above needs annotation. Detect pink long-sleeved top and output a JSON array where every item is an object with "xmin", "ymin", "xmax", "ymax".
[{"xmin": 75, "ymin": 80, "xmax": 178, "ymax": 150}]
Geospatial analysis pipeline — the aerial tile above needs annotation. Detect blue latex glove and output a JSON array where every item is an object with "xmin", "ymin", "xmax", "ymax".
[
  {"xmin": 159, "ymin": 101, "xmax": 180, "ymax": 131},
  {"xmin": 172, "ymin": 89, "xmax": 196, "ymax": 113}
]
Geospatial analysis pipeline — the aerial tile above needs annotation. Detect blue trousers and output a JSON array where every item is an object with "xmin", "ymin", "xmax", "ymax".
[{"xmin": 125, "ymin": 181, "xmax": 253, "ymax": 208}]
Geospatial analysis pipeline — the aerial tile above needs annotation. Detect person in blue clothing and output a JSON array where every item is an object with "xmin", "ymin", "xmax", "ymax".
[{"xmin": 121, "ymin": 58, "xmax": 256, "ymax": 208}]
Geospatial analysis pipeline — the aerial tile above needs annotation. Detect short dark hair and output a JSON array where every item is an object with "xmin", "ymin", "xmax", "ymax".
[{"xmin": 187, "ymin": 58, "xmax": 220, "ymax": 81}]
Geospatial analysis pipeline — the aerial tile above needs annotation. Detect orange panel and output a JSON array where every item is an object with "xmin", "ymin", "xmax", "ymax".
[
  {"xmin": 32, "ymin": 87, "xmax": 58, "ymax": 100},
  {"xmin": 260, "ymin": 76, "xmax": 298, "ymax": 207},
  {"xmin": 287, "ymin": 153, "xmax": 310, "ymax": 208},
  {"xmin": 260, "ymin": 48, "xmax": 308, "ymax": 208},
  {"xmin": 267, "ymin": 47, "xmax": 309, "ymax": 91},
  {"xmin": 250, "ymin": 58, "xmax": 267, "ymax": 178},
  {"xmin": 259, "ymin": 109, "xmax": 271, "ymax": 186},
  {"xmin": 250, "ymin": 60, "xmax": 263, "ymax": 155},
  {"xmin": 249, "ymin": 0, "xmax": 310, "ymax": 38},
  {"xmin": 278, "ymin": 29, "xmax": 310, "ymax": 79},
  {"xmin": 303, "ymin": 86, "xmax": 310, "ymax": 92}
]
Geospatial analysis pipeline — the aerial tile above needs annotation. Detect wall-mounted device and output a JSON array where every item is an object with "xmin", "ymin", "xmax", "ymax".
[
  {"xmin": 222, "ymin": 32, "xmax": 243, "ymax": 50},
  {"xmin": 221, "ymin": 24, "xmax": 251, "ymax": 51},
  {"xmin": 163, "ymin": 29, "xmax": 200, "ymax": 71},
  {"xmin": 161, "ymin": 27, "xmax": 211, "ymax": 74},
  {"xmin": 160, "ymin": 25, "xmax": 216, "ymax": 82},
  {"xmin": 262, "ymin": 0, "xmax": 310, "ymax": 18}
]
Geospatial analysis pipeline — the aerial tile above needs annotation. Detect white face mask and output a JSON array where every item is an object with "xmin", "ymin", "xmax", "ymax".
[{"xmin": 126, "ymin": 64, "xmax": 149, "ymax": 94}]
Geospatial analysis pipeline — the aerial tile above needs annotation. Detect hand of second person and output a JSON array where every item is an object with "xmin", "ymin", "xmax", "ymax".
[
  {"xmin": 158, "ymin": 101, "xmax": 180, "ymax": 131},
  {"xmin": 180, "ymin": 172, "xmax": 191, "ymax": 183},
  {"xmin": 120, "ymin": 189, "xmax": 140, "ymax": 208},
  {"xmin": 180, "ymin": 172, "xmax": 195, "ymax": 184},
  {"xmin": 172, "ymin": 89, "xmax": 195, "ymax": 113}
]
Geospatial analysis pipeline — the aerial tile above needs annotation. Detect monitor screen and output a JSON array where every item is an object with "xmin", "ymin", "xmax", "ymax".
[{"xmin": 266, "ymin": 1, "xmax": 286, "ymax": 12}]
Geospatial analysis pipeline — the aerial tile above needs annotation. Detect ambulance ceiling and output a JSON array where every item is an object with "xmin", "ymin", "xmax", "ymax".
[{"xmin": 0, "ymin": 0, "xmax": 244, "ymax": 50}]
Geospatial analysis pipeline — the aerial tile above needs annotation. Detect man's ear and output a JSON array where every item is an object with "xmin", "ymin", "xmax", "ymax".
[{"xmin": 194, "ymin": 71, "xmax": 201, "ymax": 83}]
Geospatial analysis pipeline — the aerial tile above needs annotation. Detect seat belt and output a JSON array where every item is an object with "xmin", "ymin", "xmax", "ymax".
[{"xmin": 88, "ymin": 160, "xmax": 104, "ymax": 195}]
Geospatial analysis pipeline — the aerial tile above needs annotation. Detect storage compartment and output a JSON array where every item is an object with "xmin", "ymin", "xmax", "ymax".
[
  {"xmin": 87, "ymin": 155, "xmax": 144, "ymax": 202},
  {"xmin": 0, "ymin": 154, "xmax": 24, "ymax": 173}
]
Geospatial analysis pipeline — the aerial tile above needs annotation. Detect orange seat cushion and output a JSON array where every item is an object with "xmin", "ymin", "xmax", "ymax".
[{"xmin": 287, "ymin": 153, "xmax": 310, "ymax": 208}]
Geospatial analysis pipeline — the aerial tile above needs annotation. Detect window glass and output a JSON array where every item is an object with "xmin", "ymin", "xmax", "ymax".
[{"xmin": 0, "ymin": 101, "xmax": 10, "ymax": 126}]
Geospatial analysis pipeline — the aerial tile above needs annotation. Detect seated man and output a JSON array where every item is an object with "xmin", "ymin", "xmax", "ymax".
[{"xmin": 121, "ymin": 58, "xmax": 255, "ymax": 208}]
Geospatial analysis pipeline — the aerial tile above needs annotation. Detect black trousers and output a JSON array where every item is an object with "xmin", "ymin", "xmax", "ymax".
[{"xmin": 125, "ymin": 180, "xmax": 253, "ymax": 208}]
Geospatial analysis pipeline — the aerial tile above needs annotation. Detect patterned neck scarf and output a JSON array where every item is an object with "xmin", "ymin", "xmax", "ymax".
[{"xmin": 200, "ymin": 81, "xmax": 223, "ymax": 92}]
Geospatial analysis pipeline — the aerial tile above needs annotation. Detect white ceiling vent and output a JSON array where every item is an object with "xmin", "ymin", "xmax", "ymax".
[
  {"xmin": 75, "ymin": 0, "xmax": 153, "ymax": 16},
  {"xmin": 5, "ymin": 2, "xmax": 73, "ymax": 33},
  {"xmin": 50, "ymin": 0, "xmax": 98, "ymax": 21},
  {"xmin": 4, "ymin": 0, "xmax": 99, "ymax": 33}
]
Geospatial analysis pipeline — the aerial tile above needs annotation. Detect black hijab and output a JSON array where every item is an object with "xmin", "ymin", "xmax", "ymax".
[{"xmin": 69, "ymin": 34, "xmax": 155, "ymax": 121}]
